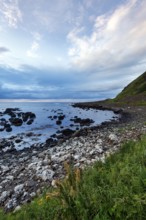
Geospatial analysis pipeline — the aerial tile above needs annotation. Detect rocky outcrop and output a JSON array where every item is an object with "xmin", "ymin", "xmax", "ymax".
[{"xmin": 0, "ymin": 109, "xmax": 36, "ymax": 133}]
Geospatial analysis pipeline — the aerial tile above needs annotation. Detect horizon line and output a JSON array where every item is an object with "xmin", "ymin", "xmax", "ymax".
[{"xmin": 0, "ymin": 98, "xmax": 99, "ymax": 103}]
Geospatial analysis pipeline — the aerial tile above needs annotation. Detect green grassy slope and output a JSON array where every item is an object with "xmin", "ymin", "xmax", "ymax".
[{"xmin": 114, "ymin": 71, "xmax": 146, "ymax": 105}]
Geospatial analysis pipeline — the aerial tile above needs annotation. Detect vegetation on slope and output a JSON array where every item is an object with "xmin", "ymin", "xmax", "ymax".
[
  {"xmin": 114, "ymin": 71, "xmax": 146, "ymax": 105},
  {"xmin": 1, "ymin": 135, "xmax": 146, "ymax": 220}
]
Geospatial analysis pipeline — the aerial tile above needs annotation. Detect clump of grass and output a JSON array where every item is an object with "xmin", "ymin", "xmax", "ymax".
[{"xmin": 1, "ymin": 135, "xmax": 146, "ymax": 219}]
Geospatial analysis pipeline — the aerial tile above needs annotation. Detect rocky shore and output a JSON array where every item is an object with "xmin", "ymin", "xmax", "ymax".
[{"xmin": 0, "ymin": 103, "xmax": 146, "ymax": 212}]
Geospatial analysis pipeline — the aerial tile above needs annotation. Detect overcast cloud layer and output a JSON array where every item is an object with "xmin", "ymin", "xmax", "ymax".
[{"xmin": 0, "ymin": 0, "xmax": 146, "ymax": 99}]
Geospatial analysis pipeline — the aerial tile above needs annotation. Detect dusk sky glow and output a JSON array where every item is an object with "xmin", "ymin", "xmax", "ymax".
[{"xmin": 0, "ymin": 0, "xmax": 146, "ymax": 99}]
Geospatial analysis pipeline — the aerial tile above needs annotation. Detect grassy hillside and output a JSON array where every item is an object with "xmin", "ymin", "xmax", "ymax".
[
  {"xmin": 1, "ymin": 135, "xmax": 146, "ymax": 220},
  {"xmin": 114, "ymin": 71, "xmax": 146, "ymax": 105}
]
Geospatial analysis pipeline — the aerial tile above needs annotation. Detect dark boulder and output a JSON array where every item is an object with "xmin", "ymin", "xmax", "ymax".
[
  {"xmin": 61, "ymin": 128, "xmax": 74, "ymax": 137},
  {"xmin": 6, "ymin": 127, "xmax": 12, "ymax": 132},
  {"xmin": 71, "ymin": 117, "xmax": 94, "ymax": 126},
  {"xmin": 56, "ymin": 120, "xmax": 62, "ymax": 125},
  {"xmin": 58, "ymin": 115, "xmax": 65, "ymax": 121},
  {"xmin": 27, "ymin": 119, "xmax": 34, "ymax": 125},
  {"xmin": 10, "ymin": 118, "xmax": 23, "ymax": 126},
  {"xmin": 15, "ymin": 139, "xmax": 22, "ymax": 143},
  {"xmin": 0, "ymin": 118, "xmax": 6, "ymax": 126},
  {"xmin": 45, "ymin": 138, "xmax": 57, "ymax": 147},
  {"xmin": 26, "ymin": 132, "xmax": 33, "ymax": 137},
  {"xmin": 4, "ymin": 108, "xmax": 20, "ymax": 114}
]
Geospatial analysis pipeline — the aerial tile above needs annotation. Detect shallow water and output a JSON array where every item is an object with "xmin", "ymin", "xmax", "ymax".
[{"xmin": 0, "ymin": 102, "xmax": 119, "ymax": 150}]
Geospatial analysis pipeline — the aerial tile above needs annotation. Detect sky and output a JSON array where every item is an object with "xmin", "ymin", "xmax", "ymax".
[{"xmin": 0, "ymin": 0, "xmax": 146, "ymax": 100}]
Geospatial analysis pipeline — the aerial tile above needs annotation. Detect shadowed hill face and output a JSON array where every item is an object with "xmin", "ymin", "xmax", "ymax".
[{"xmin": 114, "ymin": 71, "xmax": 146, "ymax": 105}]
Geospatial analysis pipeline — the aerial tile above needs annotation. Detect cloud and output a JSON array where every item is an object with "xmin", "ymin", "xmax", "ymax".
[
  {"xmin": 0, "ymin": 46, "xmax": 10, "ymax": 54},
  {"xmin": 27, "ymin": 32, "xmax": 42, "ymax": 58},
  {"xmin": 68, "ymin": 0, "xmax": 146, "ymax": 72},
  {"xmin": 31, "ymin": 0, "xmax": 93, "ymax": 33},
  {"xmin": 0, "ymin": 0, "xmax": 22, "ymax": 28}
]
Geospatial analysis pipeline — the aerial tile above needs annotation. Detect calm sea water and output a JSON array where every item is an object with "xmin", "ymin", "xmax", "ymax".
[{"xmin": 0, "ymin": 101, "xmax": 118, "ymax": 149}]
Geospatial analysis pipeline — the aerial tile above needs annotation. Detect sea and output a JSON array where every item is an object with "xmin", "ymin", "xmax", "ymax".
[{"xmin": 0, "ymin": 100, "xmax": 119, "ymax": 150}]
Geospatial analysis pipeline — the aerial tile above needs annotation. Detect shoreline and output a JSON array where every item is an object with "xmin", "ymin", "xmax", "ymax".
[{"xmin": 0, "ymin": 101, "xmax": 146, "ymax": 212}]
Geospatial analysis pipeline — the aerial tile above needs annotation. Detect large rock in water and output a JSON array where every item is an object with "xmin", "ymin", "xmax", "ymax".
[
  {"xmin": 71, "ymin": 117, "xmax": 94, "ymax": 126},
  {"xmin": 9, "ymin": 118, "xmax": 23, "ymax": 126}
]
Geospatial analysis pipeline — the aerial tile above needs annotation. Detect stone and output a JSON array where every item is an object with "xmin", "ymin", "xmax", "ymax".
[
  {"xmin": 74, "ymin": 163, "xmax": 80, "ymax": 167},
  {"xmin": 89, "ymin": 150, "xmax": 95, "ymax": 155},
  {"xmin": 51, "ymin": 179, "xmax": 57, "ymax": 188},
  {"xmin": 30, "ymin": 192, "xmax": 36, "ymax": 198},
  {"xmin": 23, "ymin": 192, "xmax": 28, "ymax": 198},
  {"xmin": 10, "ymin": 118, "xmax": 23, "ymax": 126},
  {"xmin": 0, "ymin": 191, "xmax": 10, "ymax": 203},
  {"xmin": 5, "ymin": 126, "xmax": 12, "ymax": 132},
  {"xmin": 108, "ymin": 133, "xmax": 118, "ymax": 142},
  {"xmin": 13, "ymin": 205, "xmax": 21, "ymax": 212},
  {"xmin": 95, "ymin": 144, "xmax": 103, "ymax": 154},
  {"xmin": 61, "ymin": 128, "xmax": 74, "ymax": 137},
  {"xmin": 38, "ymin": 169, "xmax": 55, "ymax": 181},
  {"xmin": 56, "ymin": 120, "xmax": 62, "ymax": 125},
  {"xmin": 14, "ymin": 184, "xmax": 24, "ymax": 193},
  {"xmin": 1, "ymin": 165, "xmax": 9, "ymax": 173},
  {"xmin": 58, "ymin": 115, "xmax": 65, "ymax": 120},
  {"xmin": 5, "ymin": 198, "xmax": 17, "ymax": 210},
  {"xmin": 25, "ymin": 180, "xmax": 35, "ymax": 187},
  {"xmin": 15, "ymin": 139, "xmax": 22, "ymax": 143},
  {"xmin": 43, "ymin": 156, "xmax": 50, "ymax": 165},
  {"xmin": 27, "ymin": 119, "xmax": 34, "ymax": 125},
  {"xmin": 6, "ymin": 175, "xmax": 14, "ymax": 181},
  {"xmin": 74, "ymin": 155, "xmax": 80, "ymax": 160}
]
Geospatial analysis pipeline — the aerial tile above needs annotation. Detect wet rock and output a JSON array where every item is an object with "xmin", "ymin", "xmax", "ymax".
[
  {"xmin": 56, "ymin": 120, "xmax": 62, "ymax": 125},
  {"xmin": 27, "ymin": 119, "xmax": 34, "ymax": 125},
  {"xmin": 70, "ymin": 117, "xmax": 94, "ymax": 126},
  {"xmin": 10, "ymin": 118, "xmax": 23, "ymax": 126},
  {"xmin": 5, "ymin": 125, "xmax": 12, "ymax": 132},
  {"xmin": 15, "ymin": 139, "xmax": 22, "ymax": 144},
  {"xmin": 58, "ymin": 115, "xmax": 65, "ymax": 121},
  {"xmin": 0, "ymin": 128, "xmax": 4, "ymax": 132},
  {"xmin": 4, "ymin": 108, "xmax": 20, "ymax": 115},
  {"xmin": 61, "ymin": 128, "xmax": 74, "ymax": 137},
  {"xmin": 26, "ymin": 132, "xmax": 33, "ymax": 137},
  {"xmin": 46, "ymin": 138, "xmax": 57, "ymax": 147}
]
